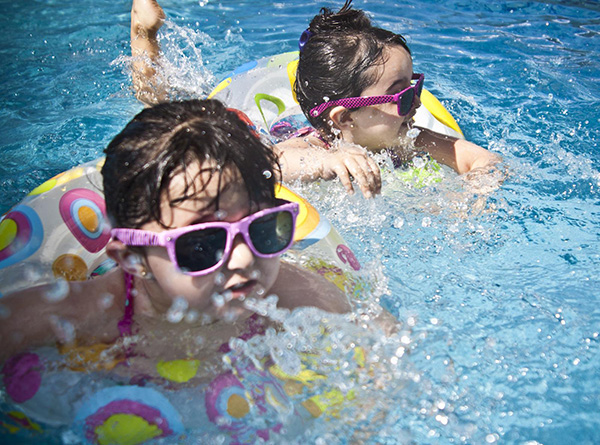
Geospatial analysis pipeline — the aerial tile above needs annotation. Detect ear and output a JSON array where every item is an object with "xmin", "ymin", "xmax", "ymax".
[
  {"xmin": 106, "ymin": 240, "xmax": 149, "ymax": 278},
  {"xmin": 328, "ymin": 106, "xmax": 356, "ymax": 141}
]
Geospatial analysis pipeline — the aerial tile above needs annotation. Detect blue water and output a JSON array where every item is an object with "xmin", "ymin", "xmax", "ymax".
[{"xmin": 1, "ymin": 0, "xmax": 599, "ymax": 443}]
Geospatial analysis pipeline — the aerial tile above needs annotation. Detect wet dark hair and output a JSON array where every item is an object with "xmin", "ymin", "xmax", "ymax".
[
  {"xmin": 295, "ymin": 0, "xmax": 411, "ymax": 138},
  {"xmin": 102, "ymin": 99, "xmax": 280, "ymax": 229}
]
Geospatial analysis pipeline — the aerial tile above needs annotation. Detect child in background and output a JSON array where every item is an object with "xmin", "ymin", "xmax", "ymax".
[
  {"xmin": 277, "ymin": 0, "xmax": 501, "ymax": 196},
  {"xmin": 129, "ymin": 0, "xmax": 381, "ymax": 198},
  {"xmin": 129, "ymin": 0, "xmax": 500, "ymax": 199}
]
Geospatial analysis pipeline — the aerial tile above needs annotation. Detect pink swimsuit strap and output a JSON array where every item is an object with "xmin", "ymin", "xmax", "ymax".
[
  {"xmin": 116, "ymin": 272, "xmax": 265, "ymax": 350},
  {"xmin": 289, "ymin": 126, "xmax": 331, "ymax": 148},
  {"xmin": 117, "ymin": 272, "xmax": 135, "ymax": 337}
]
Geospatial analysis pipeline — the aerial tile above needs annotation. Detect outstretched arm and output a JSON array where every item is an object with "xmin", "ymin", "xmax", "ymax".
[
  {"xmin": 131, "ymin": 0, "xmax": 167, "ymax": 105},
  {"xmin": 415, "ymin": 128, "xmax": 501, "ymax": 174},
  {"xmin": 0, "ymin": 270, "xmax": 125, "ymax": 363}
]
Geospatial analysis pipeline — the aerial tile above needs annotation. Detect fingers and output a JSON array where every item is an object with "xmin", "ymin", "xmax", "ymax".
[
  {"xmin": 366, "ymin": 156, "xmax": 382, "ymax": 195},
  {"xmin": 347, "ymin": 154, "xmax": 382, "ymax": 198},
  {"xmin": 345, "ymin": 158, "xmax": 373, "ymax": 198},
  {"xmin": 332, "ymin": 155, "xmax": 382, "ymax": 199},
  {"xmin": 333, "ymin": 164, "xmax": 356, "ymax": 196},
  {"xmin": 319, "ymin": 148, "xmax": 382, "ymax": 198}
]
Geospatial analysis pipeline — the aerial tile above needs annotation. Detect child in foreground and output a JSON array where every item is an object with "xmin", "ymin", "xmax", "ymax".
[
  {"xmin": 2, "ymin": 100, "xmax": 407, "ymax": 444},
  {"xmin": 0, "ymin": 99, "xmax": 350, "ymax": 365}
]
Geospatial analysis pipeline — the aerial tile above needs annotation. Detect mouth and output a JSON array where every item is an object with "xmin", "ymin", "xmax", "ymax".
[{"xmin": 225, "ymin": 280, "xmax": 258, "ymax": 300}]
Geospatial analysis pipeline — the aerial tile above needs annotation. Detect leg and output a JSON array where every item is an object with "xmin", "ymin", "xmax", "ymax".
[{"xmin": 131, "ymin": 0, "xmax": 167, "ymax": 105}]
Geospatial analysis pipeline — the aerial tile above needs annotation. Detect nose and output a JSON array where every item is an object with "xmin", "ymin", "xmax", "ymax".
[{"xmin": 225, "ymin": 234, "xmax": 255, "ymax": 271}]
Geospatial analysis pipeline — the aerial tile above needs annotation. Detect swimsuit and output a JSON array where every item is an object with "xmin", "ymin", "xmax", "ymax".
[{"xmin": 1, "ymin": 272, "xmax": 348, "ymax": 444}]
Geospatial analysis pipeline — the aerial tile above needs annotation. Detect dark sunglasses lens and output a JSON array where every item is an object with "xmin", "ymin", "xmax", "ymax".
[
  {"xmin": 416, "ymin": 77, "xmax": 424, "ymax": 96},
  {"xmin": 175, "ymin": 228, "xmax": 227, "ymax": 272},
  {"xmin": 398, "ymin": 89, "xmax": 415, "ymax": 116},
  {"xmin": 249, "ymin": 210, "xmax": 294, "ymax": 255}
]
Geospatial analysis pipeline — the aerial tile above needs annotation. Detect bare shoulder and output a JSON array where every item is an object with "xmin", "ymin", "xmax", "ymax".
[{"xmin": 271, "ymin": 261, "xmax": 351, "ymax": 314}]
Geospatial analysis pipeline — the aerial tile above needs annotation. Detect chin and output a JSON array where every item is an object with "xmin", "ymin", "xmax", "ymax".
[{"xmin": 218, "ymin": 305, "xmax": 254, "ymax": 323}]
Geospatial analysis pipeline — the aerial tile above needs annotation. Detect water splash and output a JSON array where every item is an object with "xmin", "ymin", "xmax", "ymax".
[
  {"xmin": 43, "ymin": 278, "xmax": 69, "ymax": 302},
  {"xmin": 48, "ymin": 315, "xmax": 76, "ymax": 344},
  {"xmin": 166, "ymin": 296, "xmax": 189, "ymax": 323}
]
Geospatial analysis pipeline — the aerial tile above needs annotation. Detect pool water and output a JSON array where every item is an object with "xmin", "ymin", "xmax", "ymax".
[{"xmin": 1, "ymin": 0, "xmax": 599, "ymax": 443}]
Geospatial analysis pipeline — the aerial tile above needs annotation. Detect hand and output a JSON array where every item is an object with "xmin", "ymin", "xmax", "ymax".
[
  {"xmin": 462, "ymin": 163, "xmax": 507, "ymax": 195},
  {"xmin": 132, "ymin": 0, "xmax": 166, "ymax": 36},
  {"xmin": 318, "ymin": 143, "xmax": 382, "ymax": 198}
]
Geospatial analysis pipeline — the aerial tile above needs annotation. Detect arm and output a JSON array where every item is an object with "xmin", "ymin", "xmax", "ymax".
[
  {"xmin": 415, "ymin": 128, "xmax": 501, "ymax": 174},
  {"xmin": 272, "ymin": 262, "xmax": 352, "ymax": 314},
  {"xmin": 130, "ymin": 0, "xmax": 167, "ymax": 105},
  {"xmin": 0, "ymin": 270, "xmax": 126, "ymax": 363},
  {"xmin": 274, "ymin": 136, "xmax": 382, "ymax": 199}
]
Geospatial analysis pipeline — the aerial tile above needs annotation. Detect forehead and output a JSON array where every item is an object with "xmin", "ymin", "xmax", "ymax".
[
  {"xmin": 363, "ymin": 45, "xmax": 413, "ymax": 93},
  {"xmin": 160, "ymin": 162, "xmax": 247, "ymax": 222}
]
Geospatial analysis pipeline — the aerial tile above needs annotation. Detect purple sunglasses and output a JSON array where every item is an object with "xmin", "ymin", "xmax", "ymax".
[
  {"xmin": 111, "ymin": 200, "xmax": 299, "ymax": 276},
  {"xmin": 309, "ymin": 73, "xmax": 424, "ymax": 118}
]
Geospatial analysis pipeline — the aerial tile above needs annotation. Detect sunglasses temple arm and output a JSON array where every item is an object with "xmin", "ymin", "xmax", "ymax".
[{"xmin": 111, "ymin": 229, "xmax": 163, "ymax": 247}]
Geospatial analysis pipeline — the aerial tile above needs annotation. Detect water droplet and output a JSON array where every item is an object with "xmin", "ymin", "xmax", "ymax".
[
  {"xmin": 211, "ymin": 293, "xmax": 225, "ymax": 308},
  {"xmin": 223, "ymin": 308, "xmax": 241, "ymax": 323},
  {"xmin": 347, "ymin": 213, "xmax": 359, "ymax": 223},
  {"xmin": 486, "ymin": 434, "xmax": 498, "ymax": 443},
  {"xmin": 222, "ymin": 290, "xmax": 233, "ymax": 303},
  {"xmin": 215, "ymin": 210, "xmax": 228, "ymax": 221},
  {"xmin": 214, "ymin": 273, "xmax": 226, "ymax": 285},
  {"xmin": 412, "ymin": 155, "xmax": 426, "ymax": 169},
  {"xmin": 407, "ymin": 127, "xmax": 421, "ymax": 139},
  {"xmin": 185, "ymin": 309, "xmax": 199, "ymax": 323},
  {"xmin": 166, "ymin": 297, "xmax": 188, "ymax": 323},
  {"xmin": 49, "ymin": 315, "xmax": 76, "ymax": 344},
  {"xmin": 61, "ymin": 430, "xmax": 81, "ymax": 445},
  {"xmin": 122, "ymin": 254, "xmax": 145, "ymax": 275},
  {"xmin": 44, "ymin": 278, "xmax": 69, "ymax": 302},
  {"xmin": 262, "ymin": 170, "xmax": 272, "ymax": 179},
  {"xmin": 393, "ymin": 217, "xmax": 405, "ymax": 228},
  {"xmin": 98, "ymin": 293, "xmax": 114, "ymax": 310},
  {"xmin": 435, "ymin": 414, "xmax": 449, "ymax": 425},
  {"xmin": 200, "ymin": 313, "xmax": 214, "ymax": 325},
  {"xmin": 272, "ymin": 346, "xmax": 301, "ymax": 376},
  {"xmin": 249, "ymin": 269, "xmax": 261, "ymax": 280},
  {"xmin": 23, "ymin": 262, "xmax": 44, "ymax": 282}
]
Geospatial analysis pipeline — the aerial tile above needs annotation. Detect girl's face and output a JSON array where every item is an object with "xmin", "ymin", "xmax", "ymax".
[
  {"xmin": 342, "ymin": 45, "xmax": 420, "ymax": 151},
  {"xmin": 137, "ymin": 163, "xmax": 281, "ymax": 322}
]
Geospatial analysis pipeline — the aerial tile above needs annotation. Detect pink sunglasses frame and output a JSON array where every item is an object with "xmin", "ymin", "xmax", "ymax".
[
  {"xmin": 111, "ymin": 201, "xmax": 299, "ymax": 276},
  {"xmin": 309, "ymin": 73, "xmax": 424, "ymax": 118}
]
